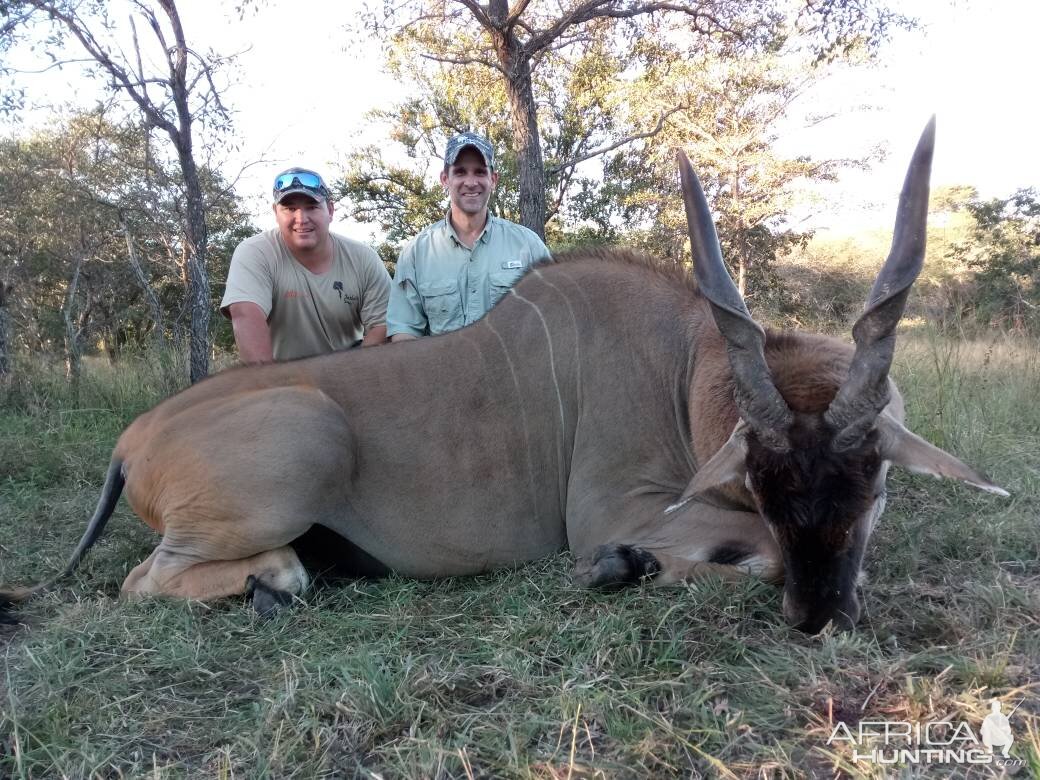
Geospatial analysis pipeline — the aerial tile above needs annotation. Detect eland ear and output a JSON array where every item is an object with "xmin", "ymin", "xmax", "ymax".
[
  {"xmin": 667, "ymin": 422, "xmax": 748, "ymax": 514},
  {"xmin": 876, "ymin": 412, "xmax": 1009, "ymax": 496}
]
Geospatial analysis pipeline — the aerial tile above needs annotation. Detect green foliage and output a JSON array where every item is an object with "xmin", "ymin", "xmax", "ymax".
[
  {"xmin": 588, "ymin": 45, "xmax": 874, "ymax": 304},
  {"xmin": 773, "ymin": 186, "xmax": 1040, "ymax": 335},
  {"xmin": 0, "ymin": 110, "xmax": 254, "ymax": 360},
  {"xmin": 950, "ymin": 188, "xmax": 1040, "ymax": 333},
  {"xmin": 343, "ymin": 5, "xmax": 887, "ymax": 287}
]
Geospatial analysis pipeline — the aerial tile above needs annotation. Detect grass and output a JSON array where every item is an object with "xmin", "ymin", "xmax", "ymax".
[{"xmin": 1, "ymin": 336, "xmax": 1038, "ymax": 779}]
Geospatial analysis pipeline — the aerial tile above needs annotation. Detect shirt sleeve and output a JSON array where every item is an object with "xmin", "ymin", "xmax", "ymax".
[
  {"xmin": 358, "ymin": 247, "xmax": 392, "ymax": 329},
  {"xmin": 387, "ymin": 243, "xmax": 428, "ymax": 338},
  {"xmin": 533, "ymin": 234, "xmax": 551, "ymax": 262},
  {"xmin": 220, "ymin": 239, "xmax": 274, "ymax": 318},
  {"xmin": 523, "ymin": 228, "xmax": 551, "ymax": 263}
]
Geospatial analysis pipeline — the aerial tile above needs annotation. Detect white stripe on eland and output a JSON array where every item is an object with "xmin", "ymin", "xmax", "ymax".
[{"xmin": 509, "ymin": 288, "xmax": 566, "ymax": 431}]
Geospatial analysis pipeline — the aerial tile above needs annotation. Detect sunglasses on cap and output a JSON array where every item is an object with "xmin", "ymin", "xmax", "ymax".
[{"xmin": 273, "ymin": 170, "xmax": 328, "ymax": 193}]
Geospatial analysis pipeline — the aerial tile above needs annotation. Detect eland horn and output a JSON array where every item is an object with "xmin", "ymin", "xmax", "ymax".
[
  {"xmin": 824, "ymin": 117, "xmax": 936, "ymax": 452},
  {"xmin": 678, "ymin": 150, "xmax": 793, "ymax": 452}
]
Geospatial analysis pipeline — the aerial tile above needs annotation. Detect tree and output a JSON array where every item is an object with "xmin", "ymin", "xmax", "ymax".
[
  {"xmin": 0, "ymin": 119, "xmax": 109, "ymax": 394},
  {"xmin": 359, "ymin": 0, "xmax": 907, "ymax": 239},
  {"xmin": 339, "ymin": 22, "xmax": 725, "ymax": 255},
  {"xmin": 0, "ymin": 279, "xmax": 12, "ymax": 379},
  {"xmin": 5, "ymin": 0, "xmax": 234, "ymax": 382},
  {"xmin": 951, "ymin": 189, "xmax": 1040, "ymax": 333},
  {"xmin": 587, "ymin": 45, "xmax": 876, "ymax": 300},
  {"xmin": 342, "ymin": 16, "xmax": 879, "ymax": 299},
  {"xmin": 0, "ymin": 112, "xmax": 253, "ymax": 388}
]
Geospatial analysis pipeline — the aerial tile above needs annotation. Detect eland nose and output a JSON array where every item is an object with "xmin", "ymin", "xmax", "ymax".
[{"xmin": 783, "ymin": 592, "xmax": 860, "ymax": 634}]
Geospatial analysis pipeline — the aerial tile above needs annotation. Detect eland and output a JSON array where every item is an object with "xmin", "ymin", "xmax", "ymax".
[{"xmin": 0, "ymin": 118, "xmax": 1007, "ymax": 632}]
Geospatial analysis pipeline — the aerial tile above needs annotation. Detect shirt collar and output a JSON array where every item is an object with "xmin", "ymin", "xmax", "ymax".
[{"xmin": 442, "ymin": 210, "xmax": 495, "ymax": 247}]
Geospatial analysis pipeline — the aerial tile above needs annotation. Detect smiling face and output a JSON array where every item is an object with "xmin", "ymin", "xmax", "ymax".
[
  {"xmin": 273, "ymin": 193, "xmax": 334, "ymax": 256},
  {"xmin": 440, "ymin": 147, "xmax": 499, "ymax": 220}
]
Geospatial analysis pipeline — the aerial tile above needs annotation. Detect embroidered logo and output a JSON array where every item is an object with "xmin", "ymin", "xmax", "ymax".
[{"xmin": 332, "ymin": 280, "xmax": 357, "ymax": 303}]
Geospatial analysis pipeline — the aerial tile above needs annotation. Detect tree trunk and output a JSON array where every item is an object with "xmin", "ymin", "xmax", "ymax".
[
  {"xmin": 63, "ymin": 256, "xmax": 85, "ymax": 402},
  {"xmin": 163, "ymin": 0, "xmax": 211, "ymax": 384},
  {"xmin": 162, "ymin": 80, "xmax": 212, "ymax": 385},
  {"xmin": 180, "ymin": 153, "xmax": 211, "ymax": 384},
  {"xmin": 122, "ymin": 219, "xmax": 167, "ymax": 346},
  {"xmin": 731, "ymin": 165, "xmax": 750, "ymax": 297},
  {"xmin": 0, "ymin": 282, "xmax": 11, "ymax": 379},
  {"xmin": 493, "ymin": 30, "xmax": 547, "ymax": 239}
]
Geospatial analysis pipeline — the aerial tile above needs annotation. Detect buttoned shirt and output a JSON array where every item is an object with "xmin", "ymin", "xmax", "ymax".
[{"xmin": 387, "ymin": 213, "xmax": 550, "ymax": 337}]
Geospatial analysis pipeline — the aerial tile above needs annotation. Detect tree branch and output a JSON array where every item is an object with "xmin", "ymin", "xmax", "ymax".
[
  {"xmin": 23, "ymin": 0, "xmax": 179, "ymax": 138},
  {"xmin": 548, "ymin": 103, "xmax": 686, "ymax": 174},
  {"xmin": 526, "ymin": 1, "xmax": 732, "ymax": 56},
  {"xmin": 454, "ymin": 0, "xmax": 496, "ymax": 30},
  {"xmin": 504, "ymin": 0, "xmax": 533, "ymax": 28},
  {"xmin": 419, "ymin": 51, "xmax": 505, "ymax": 73},
  {"xmin": 0, "ymin": 8, "xmax": 36, "ymax": 38}
]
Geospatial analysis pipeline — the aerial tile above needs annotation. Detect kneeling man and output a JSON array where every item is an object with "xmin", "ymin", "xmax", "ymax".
[{"xmin": 221, "ymin": 167, "xmax": 391, "ymax": 362}]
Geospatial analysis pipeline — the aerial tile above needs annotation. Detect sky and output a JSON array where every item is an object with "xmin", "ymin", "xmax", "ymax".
[
  {"xmin": 781, "ymin": 0, "xmax": 1040, "ymax": 233},
  {"xmin": 4, "ymin": 0, "xmax": 1037, "ymax": 241}
]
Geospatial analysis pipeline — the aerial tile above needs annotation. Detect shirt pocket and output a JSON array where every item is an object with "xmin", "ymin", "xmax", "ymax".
[
  {"xmin": 418, "ymin": 279, "xmax": 464, "ymax": 334},
  {"xmin": 489, "ymin": 269, "xmax": 525, "ymax": 307}
]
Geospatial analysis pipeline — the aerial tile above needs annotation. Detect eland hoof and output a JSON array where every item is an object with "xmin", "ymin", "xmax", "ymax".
[
  {"xmin": 245, "ymin": 575, "xmax": 296, "ymax": 619},
  {"xmin": 573, "ymin": 544, "xmax": 661, "ymax": 589}
]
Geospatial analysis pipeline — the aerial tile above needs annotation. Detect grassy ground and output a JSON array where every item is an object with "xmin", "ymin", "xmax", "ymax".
[{"xmin": 0, "ymin": 335, "xmax": 1037, "ymax": 779}]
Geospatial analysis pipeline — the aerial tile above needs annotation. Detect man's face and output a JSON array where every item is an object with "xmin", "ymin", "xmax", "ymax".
[
  {"xmin": 440, "ymin": 148, "xmax": 499, "ymax": 217},
  {"xmin": 273, "ymin": 194, "xmax": 334, "ymax": 253}
]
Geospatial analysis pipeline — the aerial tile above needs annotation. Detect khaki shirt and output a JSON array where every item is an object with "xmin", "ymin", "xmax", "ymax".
[
  {"xmin": 387, "ymin": 214, "xmax": 550, "ymax": 337},
  {"xmin": 220, "ymin": 229, "xmax": 390, "ymax": 361}
]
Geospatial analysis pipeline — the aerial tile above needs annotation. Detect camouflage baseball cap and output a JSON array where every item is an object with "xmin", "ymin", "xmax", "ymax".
[{"xmin": 444, "ymin": 132, "xmax": 495, "ymax": 170}]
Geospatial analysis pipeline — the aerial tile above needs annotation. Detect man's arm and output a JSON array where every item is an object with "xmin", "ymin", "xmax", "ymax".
[
  {"xmin": 530, "ymin": 231, "xmax": 551, "ymax": 262},
  {"xmin": 386, "ymin": 245, "xmax": 428, "ymax": 340},
  {"xmin": 228, "ymin": 302, "xmax": 274, "ymax": 364},
  {"xmin": 355, "ymin": 245, "xmax": 391, "ymax": 348},
  {"xmin": 362, "ymin": 324, "xmax": 388, "ymax": 346}
]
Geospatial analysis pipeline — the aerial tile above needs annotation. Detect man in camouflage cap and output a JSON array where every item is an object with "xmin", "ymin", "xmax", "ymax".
[{"xmin": 387, "ymin": 133, "xmax": 550, "ymax": 340}]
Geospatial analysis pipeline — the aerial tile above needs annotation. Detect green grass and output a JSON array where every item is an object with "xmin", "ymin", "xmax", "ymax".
[{"xmin": 1, "ymin": 338, "xmax": 1038, "ymax": 778}]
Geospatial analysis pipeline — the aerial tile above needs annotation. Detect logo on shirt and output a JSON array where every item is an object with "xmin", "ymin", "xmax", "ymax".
[
  {"xmin": 333, "ymin": 280, "xmax": 358, "ymax": 304},
  {"xmin": 283, "ymin": 290, "xmax": 302, "ymax": 299},
  {"xmin": 502, "ymin": 260, "xmax": 524, "ymax": 270}
]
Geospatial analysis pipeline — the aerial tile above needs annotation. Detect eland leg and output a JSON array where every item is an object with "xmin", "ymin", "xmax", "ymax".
[
  {"xmin": 573, "ymin": 503, "xmax": 782, "ymax": 588},
  {"xmin": 116, "ymin": 386, "xmax": 356, "ymax": 616},
  {"xmin": 121, "ymin": 543, "xmax": 309, "ymax": 618}
]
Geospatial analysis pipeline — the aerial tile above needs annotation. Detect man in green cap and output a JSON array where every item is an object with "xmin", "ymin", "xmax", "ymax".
[
  {"xmin": 387, "ymin": 133, "xmax": 550, "ymax": 341},
  {"xmin": 221, "ymin": 167, "xmax": 391, "ymax": 362}
]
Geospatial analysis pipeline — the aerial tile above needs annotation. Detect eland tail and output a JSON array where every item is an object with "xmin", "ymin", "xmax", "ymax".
[{"xmin": 0, "ymin": 458, "xmax": 124, "ymax": 623}]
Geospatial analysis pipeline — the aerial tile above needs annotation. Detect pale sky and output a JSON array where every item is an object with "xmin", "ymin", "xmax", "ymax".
[{"xmin": 4, "ymin": 0, "xmax": 1036, "ymax": 240}]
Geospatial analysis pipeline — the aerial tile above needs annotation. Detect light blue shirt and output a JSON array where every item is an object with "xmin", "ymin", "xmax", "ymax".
[{"xmin": 388, "ymin": 213, "xmax": 551, "ymax": 337}]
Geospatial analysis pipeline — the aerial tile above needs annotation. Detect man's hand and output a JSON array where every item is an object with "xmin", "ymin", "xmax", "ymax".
[
  {"xmin": 362, "ymin": 324, "xmax": 388, "ymax": 347},
  {"xmin": 228, "ymin": 302, "xmax": 274, "ymax": 364},
  {"xmin": 391, "ymin": 333, "xmax": 418, "ymax": 343}
]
